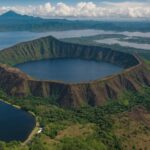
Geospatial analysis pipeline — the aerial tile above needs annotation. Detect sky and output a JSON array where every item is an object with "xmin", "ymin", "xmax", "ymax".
[{"xmin": 0, "ymin": 0, "xmax": 150, "ymax": 19}]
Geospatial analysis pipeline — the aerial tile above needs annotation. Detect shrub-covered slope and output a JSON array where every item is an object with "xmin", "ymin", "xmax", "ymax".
[{"xmin": 0, "ymin": 36, "xmax": 150, "ymax": 107}]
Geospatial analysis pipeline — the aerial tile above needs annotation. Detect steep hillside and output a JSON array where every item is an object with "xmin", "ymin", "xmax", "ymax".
[
  {"xmin": 0, "ymin": 36, "xmax": 150, "ymax": 107},
  {"xmin": 0, "ymin": 36, "xmax": 138, "ymax": 67}
]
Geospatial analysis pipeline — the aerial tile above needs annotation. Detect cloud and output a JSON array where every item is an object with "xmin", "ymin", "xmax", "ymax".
[{"xmin": 0, "ymin": 1, "xmax": 150, "ymax": 18}]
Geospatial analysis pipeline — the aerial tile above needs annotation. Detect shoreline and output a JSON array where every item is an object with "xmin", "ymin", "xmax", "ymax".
[
  {"xmin": 22, "ymin": 120, "xmax": 39, "ymax": 145},
  {"xmin": 0, "ymin": 99, "xmax": 40, "ymax": 145}
]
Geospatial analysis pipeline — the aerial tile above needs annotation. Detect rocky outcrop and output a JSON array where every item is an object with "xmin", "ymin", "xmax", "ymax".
[{"xmin": 0, "ymin": 36, "xmax": 150, "ymax": 107}]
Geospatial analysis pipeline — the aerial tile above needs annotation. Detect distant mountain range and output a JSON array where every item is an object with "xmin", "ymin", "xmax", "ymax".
[
  {"xmin": 0, "ymin": 11, "xmax": 35, "ymax": 20},
  {"xmin": 0, "ymin": 10, "xmax": 150, "ymax": 32}
]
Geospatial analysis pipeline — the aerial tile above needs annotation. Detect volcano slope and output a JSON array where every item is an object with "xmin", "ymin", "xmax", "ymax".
[{"xmin": 0, "ymin": 36, "xmax": 150, "ymax": 107}]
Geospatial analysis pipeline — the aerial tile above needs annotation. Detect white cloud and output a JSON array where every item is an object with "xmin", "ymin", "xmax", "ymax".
[{"xmin": 0, "ymin": 2, "xmax": 150, "ymax": 19}]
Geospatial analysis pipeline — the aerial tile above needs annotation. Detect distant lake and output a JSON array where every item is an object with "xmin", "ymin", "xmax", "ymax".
[
  {"xmin": 16, "ymin": 58, "xmax": 123, "ymax": 83},
  {"xmin": 0, "ymin": 101, "xmax": 35, "ymax": 142},
  {"xmin": 0, "ymin": 30, "xmax": 102, "ymax": 50},
  {"xmin": 1, "ymin": 29, "xmax": 150, "ymax": 50},
  {"xmin": 95, "ymin": 38, "xmax": 150, "ymax": 50}
]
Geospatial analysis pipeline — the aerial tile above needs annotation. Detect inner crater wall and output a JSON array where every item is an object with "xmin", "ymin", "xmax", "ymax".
[{"xmin": 0, "ymin": 36, "xmax": 150, "ymax": 107}]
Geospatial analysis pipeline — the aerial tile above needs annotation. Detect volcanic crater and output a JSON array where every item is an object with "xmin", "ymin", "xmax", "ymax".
[{"xmin": 0, "ymin": 36, "xmax": 150, "ymax": 107}]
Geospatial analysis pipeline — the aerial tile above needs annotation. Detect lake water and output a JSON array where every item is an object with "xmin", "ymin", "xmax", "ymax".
[
  {"xmin": 0, "ymin": 30, "xmax": 102, "ymax": 50},
  {"xmin": 1, "ymin": 29, "xmax": 150, "ymax": 50},
  {"xmin": 95, "ymin": 38, "xmax": 150, "ymax": 50},
  {"xmin": 16, "ymin": 58, "xmax": 123, "ymax": 83},
  {"xmin": 0, "ymin": 101, "xmax": 36, "ymax": 142}
]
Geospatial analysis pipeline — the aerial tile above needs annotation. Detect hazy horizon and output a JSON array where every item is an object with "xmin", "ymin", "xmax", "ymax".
[{"xmin": 0, "ymin": 0, "xmax": 150, "ymax": 20}]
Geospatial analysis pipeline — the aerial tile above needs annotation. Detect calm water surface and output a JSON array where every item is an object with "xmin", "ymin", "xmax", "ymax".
[
  {"xmin": 0, "ymin": 30, "xmax": 102, "ymax": 50},
  {"xmin": 96, "ymin": 38, "xmax": 150, "ymax": 50},
  {"xmin": 16, "ymin": 58, "xmax": 123, "ymax": 83},
  {"xmin": 0, "ymin": 101, "xmax": 36, "ymax": 142},
  {"xmin": 1, "ymin": 30, "xmax": 150, "ymax": 50}
]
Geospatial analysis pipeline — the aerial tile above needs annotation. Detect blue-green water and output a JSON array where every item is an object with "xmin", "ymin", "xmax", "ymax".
[
  {"xmin": 0, "ymin": 101, "xmax": 36, "ymax": 142},
  {"xmin": 16, "ymin": 58, "xmax": 123, "ymax": 83}
]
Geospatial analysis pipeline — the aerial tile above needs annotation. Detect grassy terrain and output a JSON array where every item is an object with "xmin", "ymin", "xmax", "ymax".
[
  {"xmin": 1, "ymin": 83, "xmax": 150, "ymax": 150},
  {"xmin": 62, "ymin": 34, "xmax": 150, "ymax": 60},
  {"xmin": 0, "ymin": 35, "xmax": 150, "ymax": 149}
]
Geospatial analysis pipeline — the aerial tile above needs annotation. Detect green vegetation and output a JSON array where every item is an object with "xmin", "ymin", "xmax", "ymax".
[
  {"xmin": 1, "ymin": 12, "xmax": 150, "ymax": 149},
  {"xmin": 62, "ymin": 35, "xmax": 150, "ymax": 60},
  {"xmin": 1, "ymin": 11, "xmax": 150, "ymax": 32},
  {"xmin": 0, "ymin": 85, "xmax": 150, "ymax": 149},
  {"xmin": 0, "ymin": 59, "xmax": 149, "ymax": 150},
  {"xmin": 0, "ymin": 35, "xmax": 138, "ymax": 68}
]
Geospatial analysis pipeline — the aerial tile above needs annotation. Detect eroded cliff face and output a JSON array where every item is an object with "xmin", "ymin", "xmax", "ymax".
[{"xmin": 0, "ymin": 36, "xmax": 149, "ymax": 107}]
